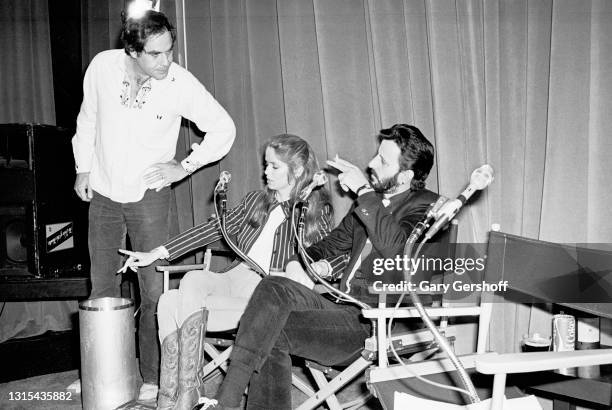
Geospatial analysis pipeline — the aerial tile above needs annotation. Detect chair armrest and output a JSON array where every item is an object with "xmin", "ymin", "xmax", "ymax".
[
  {"xmin": 156, "ymin": 247, "xmax": 234, "ymax": 292},
  {"xmin": 156, "ymin": 264, "xmax": 206, "ymax": 273},
  {"xmin": 362, "ymin": 305, "xmax": 483, "ymax": 319},
  {"xmin": 475, "ymin": 349, "xmax": 612, "ymax": 375}
]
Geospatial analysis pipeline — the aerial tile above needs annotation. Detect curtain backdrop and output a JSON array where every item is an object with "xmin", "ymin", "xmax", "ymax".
[
  {"xmin": 69, "ymin": 0, "xmax": 612, "ymax": 354},
  {"xmin": 0, "ymin": 0, "xmax": 608, "ymax": 371},
  {"xmin": 2, "ymin": 0, "xmax": 610, "ymax": 353},
  {"xmin": 173, "ymin": 0, "xmax": 612, "ymax": 240},
  {"xmin": 170, "ymin": 0, "xmax": 612, "ymax": 353},
  {"xmin": 0, "ymin": 0, "xmax": 55, "ymax": 123}
]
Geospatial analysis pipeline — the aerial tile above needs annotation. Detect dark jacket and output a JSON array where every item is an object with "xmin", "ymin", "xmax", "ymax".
[
  {"xmin": 164, "ymin": 190, "xmax": 333, "ymax": 273},
  {"xmin": 305, "ymin": 188, "xmax": 438, "ymax": 303}
]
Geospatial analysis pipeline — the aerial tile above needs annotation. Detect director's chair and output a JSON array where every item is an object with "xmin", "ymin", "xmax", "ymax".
[
  {"xmin": 156, "ymin": 248, "xmax": 317, "ymax": 397},
  {"xmin": 364, "ymin": 228, "xmax": 612, "ymax": 409},
  {"xmin": 159, "ymin": 252, "xmax": 437, "ymax": 410},
  {"xmin": 291, "ymin": 220, "xmax": 461, "ymax": 410},
  {"xmin": 157, "ymin": 248, "xmax": 234, "ymax": 381},
  {"xmin": 158, "ymin": 221, "xmax": 460, "ymax": 410}
]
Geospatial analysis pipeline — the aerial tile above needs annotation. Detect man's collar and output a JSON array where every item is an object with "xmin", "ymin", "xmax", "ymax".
[
  {"xmin": 384, "ymin": 188, "xmax": 415, "ymax": 206},
  {"xmin": 382, "ymin": 183, "xmax": 412, "ymax": 200}
]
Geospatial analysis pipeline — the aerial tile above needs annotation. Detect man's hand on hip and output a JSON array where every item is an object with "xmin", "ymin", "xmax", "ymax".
[
  {"xmin": 144, "ymin": 160, "xmax": 188, "ymax": 191},
  {"xmin": 74, "ymin": 172, "xmax": 93, "ymax": 201}
]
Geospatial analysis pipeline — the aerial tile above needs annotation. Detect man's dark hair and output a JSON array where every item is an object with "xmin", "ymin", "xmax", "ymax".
[
  {"xmin": 121, "ymin": 10, "xmax": 176, "ymax": 55},
  {"xmin": 377, "ymin": 124, "xmax": 434, "ymax": 190}
]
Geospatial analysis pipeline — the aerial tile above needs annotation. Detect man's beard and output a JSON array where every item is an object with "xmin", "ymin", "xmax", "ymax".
[{"xmin": 369, "ymin": 171, "xmax": 401, "ymax": 194}]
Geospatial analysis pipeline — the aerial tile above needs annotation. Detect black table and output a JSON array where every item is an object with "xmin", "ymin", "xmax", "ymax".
[{"xmin": 0, "ymin": 274, "xmax": 90, "ymax": 301}]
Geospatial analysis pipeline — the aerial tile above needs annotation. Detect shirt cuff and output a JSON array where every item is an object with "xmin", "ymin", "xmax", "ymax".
[
  {"xmin": 75, "ymin": 164, "xmax": 91, "ymax": 173},
  {"xmin": 181, "ymin": 155, "xmax": 203, "ymax": 174},
  {"xmin": 320, "ymin": 260, "xmax": 333, "ymax": 278},
  {"xmin": 155, "ymin": 246, "xmax": 170, "ymax": 260},
  {"xmin": 327, "ymin": 254, "xmax": 349, "ymax": 279},
  {"xmin": 181, "ymin": 143, "xmax": 213, "ymax": 174}
]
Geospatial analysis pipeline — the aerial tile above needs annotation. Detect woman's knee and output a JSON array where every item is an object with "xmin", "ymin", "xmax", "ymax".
[
  {"xmin": 178, "ymin": 270, "xmax": 204, "ymax": 288},
  {"xmin": 157, "ymin": 290, "xmax": 180, "ymax": 340},
  {"xmin": 158, "ymin": 289, "xmax": 179, "ymax": 312}
]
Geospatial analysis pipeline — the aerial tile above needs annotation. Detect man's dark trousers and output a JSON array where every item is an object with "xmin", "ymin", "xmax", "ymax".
[
  {"xmin": 217, "ymin": 276, "xmax": 370, "ymax": 410},
  {"xmin": 88, "ymin": 188, "xmax": 171, "ymax": 385}
]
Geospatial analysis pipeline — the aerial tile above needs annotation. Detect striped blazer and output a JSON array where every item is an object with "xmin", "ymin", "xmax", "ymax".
[{"xmin": 163, "ymin": 190, "xmax": 334, "ymax": 273}]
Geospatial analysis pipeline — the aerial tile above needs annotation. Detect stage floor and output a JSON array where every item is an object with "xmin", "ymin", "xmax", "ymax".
[{"xmin": 0, "ymin": 368, "xmax": 382, "ymax": 409}]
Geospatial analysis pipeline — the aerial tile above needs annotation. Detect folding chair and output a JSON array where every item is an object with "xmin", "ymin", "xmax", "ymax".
[
  {"xmin": 157, "ymin": 222, "xmax": 462, "ymax": 410},
  {"xmin": 364, "ymin": 228, "xmax": 612, "ymax": 410},
  {"xmin": 294, "ymin": 325, "xmax": 456, "ymax": 410},
  {"xmin": 156, "ymin": 248, "xmax": 315, "ymax": 394},
  {"xmin": 366, "ymin": 314, "xmax": 612, "ymax": 409},
  {"xmin": 157, "ymin": 248, "xmax": 234, "ymax": 383},
  {"xmin": 293, "ymin": 221, "xmax": 460, "ymax": 410}
]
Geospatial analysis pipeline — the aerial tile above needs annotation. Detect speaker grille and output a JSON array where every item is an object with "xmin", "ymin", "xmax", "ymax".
[
  {"xmin": 5, "ymin": 218, "xmax": 27, "ymax": 263},
  {"xmin": 0, "ymin": 205, "xmax": 29, "ymax": 274}
]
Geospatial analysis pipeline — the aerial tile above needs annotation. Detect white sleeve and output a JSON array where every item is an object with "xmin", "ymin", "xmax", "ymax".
[
  {"xmin": 179, "ymin": 74, "xmax": 236, "ymax": 173},
  {"xmin": 71, "ymin": 55, "xmax": 99, "ymax": 173}
]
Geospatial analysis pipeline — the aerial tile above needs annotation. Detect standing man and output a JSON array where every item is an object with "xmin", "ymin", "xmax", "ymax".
[{"xmin": 72, "ymin": 10, "xmax": 236, "ymax": 400}]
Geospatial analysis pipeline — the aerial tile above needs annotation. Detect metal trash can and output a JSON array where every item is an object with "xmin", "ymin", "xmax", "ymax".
[{"xmin": 79, "ymin": 297, "xmax": 138, "ymax": 410}]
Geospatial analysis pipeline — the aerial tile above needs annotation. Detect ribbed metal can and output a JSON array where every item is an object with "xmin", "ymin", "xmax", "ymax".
[
  {"xmin": 79, "ymin": 297, "xmax": 137, "ymax": 409},
  {"xmin": 552, "ymin": 313, "xmax": 576, "ymax": 376}
]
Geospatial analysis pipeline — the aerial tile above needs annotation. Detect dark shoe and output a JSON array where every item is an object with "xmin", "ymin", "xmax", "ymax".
[
  {"xmin": 176, "ymin": 308, "xmax": 209, "ymax": 410},
  {"xmin": 156, "ymin": 330, "xmax": 179, "ymax": 409}
]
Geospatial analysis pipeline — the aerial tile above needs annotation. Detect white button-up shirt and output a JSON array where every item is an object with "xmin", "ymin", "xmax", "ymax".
[{"xmin": 72, "ymin": 49, "xmax": 236, "ymax": 203}]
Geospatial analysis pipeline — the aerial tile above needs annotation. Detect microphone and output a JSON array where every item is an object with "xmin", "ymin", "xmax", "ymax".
[
  {"xmin": 215, "ymin": 171, "xmax": 231, "ymax": 215},
  {"xmin": 426, "ymin": 196, "xmax": 449, "ymax": 220},
  {"xmin": 299, "ymin": 171, "xmax": 328, "ymax": 201},
  {"xmin": 215, "ymin": 171, "xmax": 231, "ymax": 193},
  {"xmin": 424, "ymin": 164, "xmax": 494, "ymax": 240},
  {"xmin": 406, "ymin": 196, "xmax": 449, "ymax": 243}
]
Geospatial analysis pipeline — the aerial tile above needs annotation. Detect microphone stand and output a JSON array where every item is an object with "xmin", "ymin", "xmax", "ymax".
[
  {"xmin": 213, "ymin": 184, "xmax": 266, "ymax": 277},
  {"xmin": 294, "ymin": 187, "xmax": 480, "ymax": 402},
  {"xmin": 401, "ymin": 217, "xmax": 480, "ymax": 404},
  {"xmin": 294, "ymin": 200, "xmax": 370, "ymax": 310},
  {"xmin": 293, "ymin": 195, "xmax": 478, "ymax": 402}
]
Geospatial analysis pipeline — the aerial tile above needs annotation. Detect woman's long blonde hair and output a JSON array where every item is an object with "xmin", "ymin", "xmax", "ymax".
[{"xmin": 247, "ymin": 134, "xmax": 332, "ymax": 246}]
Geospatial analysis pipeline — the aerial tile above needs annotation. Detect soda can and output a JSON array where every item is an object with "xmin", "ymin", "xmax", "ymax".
[
  {"xmin": 552, "ymin": 314, "xmax": 576, "ymax": 376},
  {"xmin": 576, "ymin": 317, "xmax": 601, "ymax": 379}
]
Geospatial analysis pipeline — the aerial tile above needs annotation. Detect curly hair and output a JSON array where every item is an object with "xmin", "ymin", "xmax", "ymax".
[
  {"xmin": 377, "ymin": 124, "xmax": 434, "ymax": 190},
  {"xmin": 121, "ymin": 10, "xmax": 176, "ymax": 55}
]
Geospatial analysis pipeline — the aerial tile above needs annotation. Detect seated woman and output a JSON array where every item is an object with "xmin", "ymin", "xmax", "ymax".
[{"xmin": 120, "ymin": 134, "xmax": 333, "ymax": 409}]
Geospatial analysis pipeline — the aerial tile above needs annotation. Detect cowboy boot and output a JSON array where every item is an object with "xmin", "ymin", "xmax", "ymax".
[
  {"xmin": 175, "ymin": 308, "xmax": 208, "ymax": 410},
  {"xmin": 156, "ymin": 330, "xmax": 180, "ymax": 409}
]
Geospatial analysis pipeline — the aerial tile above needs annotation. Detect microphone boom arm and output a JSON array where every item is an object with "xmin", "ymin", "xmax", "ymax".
[{"xmin": 294, "ymin": 200, "xmax": 370, "ymax": 310}]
